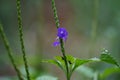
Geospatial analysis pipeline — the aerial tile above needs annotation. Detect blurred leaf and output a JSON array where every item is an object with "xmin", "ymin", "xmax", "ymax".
[
  {"xmin": 54, "ymin": 56, "xmax": 66, "ymax": 71},
  {"xmin": 100, "ymin": 67, "xmax": 120, "ymax": 79},
  {"xmin": 41, "ymin": 58, "xmax": 65, "ymax": 71},
  {"xmin": 76, "ymin": 65, "xmax": 95, "ymax": 78},
  {"xmin": 100, "ymin": 49, "xmax": 120, "ymax": 67},
  {"xmin": 41, "ymin": 50, "xmax": 119, "ymax": 79},
  {"xmin": 72, "ymin": 59, "xmax": 90, "ymax": 71},
  {"xmin": 65, "ymin": 55, "xmax": 76, "ymax": 73},
  {"xmin": 93, "ymin": 72, "xmax": 99, "ymax": 80},
  {"xmin": 66, "ymin": 55, "xmax": 76, "ymax": 64},
  {"xmin": 19, "ymin": 66, "xmax": 38, "ymax": 80},
  {"xmin": 73, "ymin": 56, "xmax": 101, "ymax": 72},
  {"xmin": 36, "ymin": 75, "xmax": 58, "ymax": 80},
  {"xmin": 42, "ymin": 59, "xmax": 57, "ymax": 65}
]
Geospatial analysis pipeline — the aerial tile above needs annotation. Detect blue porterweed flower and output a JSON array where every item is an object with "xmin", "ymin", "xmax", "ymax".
[{"xmin": 53, "ymin": 27, "xmax": 68, "ymax": 47}]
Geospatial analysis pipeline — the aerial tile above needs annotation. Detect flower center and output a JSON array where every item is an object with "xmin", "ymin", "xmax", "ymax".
[{"xmin": 61, "ymin": 31, "xmax": 64, "ymax": 34}]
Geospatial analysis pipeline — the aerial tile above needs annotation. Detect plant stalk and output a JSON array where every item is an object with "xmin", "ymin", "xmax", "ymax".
[
  {"xmin": 91, "ymin": 0, "xmax": 99, "ymax": 40},
  {"xmin": 89, "ymin": 0, "xmax": 99, "ymax": 57},
  {"xmin": 51, "ymin": 0, "xmax": 70, "ymax": 80},
  {"xmin": 60, "ymin": 39, "xmax": 70, "ymax": 80},
  {"xmin": 0, "ymin": 24, "xmax": 23, "ymax": 80},
  {"xmin": 16, "ymin": 0, "xmax": 30, "ymax": 80}
]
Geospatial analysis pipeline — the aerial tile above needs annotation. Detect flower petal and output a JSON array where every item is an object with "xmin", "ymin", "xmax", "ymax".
[
  {"xmin": 57, "ymin": 28, "xmax": 68, "ymax": 38},
  {"xmin": 53, "ymin": 41, "xmax": 60, "ymax": 47}
]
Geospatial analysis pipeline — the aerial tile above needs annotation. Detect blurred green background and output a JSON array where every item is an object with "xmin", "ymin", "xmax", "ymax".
[{"xmin": 0, "ymin": 0, "xmax": 120, "ymax": 80}]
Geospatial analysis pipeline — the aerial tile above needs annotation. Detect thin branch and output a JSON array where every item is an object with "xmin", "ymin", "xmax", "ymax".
[
  {"xmin": 16, "ymin": 0, "xmax": 30, "ymax": 80},
  {"xmin": 0, "ymin": 23, "xmax": 23, "ymax": 80}
]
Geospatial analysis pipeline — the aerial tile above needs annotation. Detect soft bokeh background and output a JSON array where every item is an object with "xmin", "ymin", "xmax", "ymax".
[{"xmin": 0, "ymin": 0, "xmax": 120, "ymax": 80}]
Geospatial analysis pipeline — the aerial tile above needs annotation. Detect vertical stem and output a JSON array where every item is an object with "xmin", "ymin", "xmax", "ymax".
[
  {"xmin": 51, "ymin": 0, "xmax": 60, "ymax": 28},
  {"xmin": 59, "ymin": 39, "xmax": 70, "ymax": 80},
  {"xmin": 51, "ymin": 0, "xmax": 70, "ymax": 80},
  {"xmin": 89, "ymin": 0, "xmax": 99, "ymax": 57},
  {"xmin": 16, "ymin": 0, "xmax": 30, "ymax": 80},
  {"xmin": 93, "ymin": 72, "xmax": 99, "ymax": 80},
  {"xmin": 91, "ymin": 0, "xmax": 99, "ymax": 40},
  {"xmin": 0, "ymin": 24, "xmax": 23, "ymax": 80}
]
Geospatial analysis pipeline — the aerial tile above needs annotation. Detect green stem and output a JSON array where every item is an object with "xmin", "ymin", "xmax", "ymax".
[
  {"xmin": 16, "ymin": 0, "xmax": 30, "ymax": 80},
  {"xmin": 91, "ymin": 0, "xmax": 99, "ymax": 41},
  {"xmin": 51, "ymin": 0, "xmax": 60, "ymax": 28},
  {"xmin": 0, "ymin": 24, "xmax": 23, "ymax": 80},
  {"xmin": 59, "ymin": 39, "xmax": 70, "ymax": 80},
  {"xmin": 89, "ymin": 0, "xmax": 99, "ymax": 57},
  {"xmin": 51, "ymin": 0, "xmax": 70, "ymax": 80}
]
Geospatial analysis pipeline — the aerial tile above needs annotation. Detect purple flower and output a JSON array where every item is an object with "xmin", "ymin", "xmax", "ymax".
[
  {"xmin": 53, "ymin": 27, "xmax": 68, "ymax": 47},
  {"xmin": 57, "ymin": 28, "xmax": 68, "ymax": 39},
  {"xmin": 53, "ymin": 41, "xmax": 60, "ymax": 47}
]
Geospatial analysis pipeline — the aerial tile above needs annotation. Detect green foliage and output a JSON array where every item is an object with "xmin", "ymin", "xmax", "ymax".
[
  {"xmin": 41, "ymin": 55, "xmax": 90, "ymax": 78},
  {"xmin": 76, "ymin": 66, "xmax": 120, "ymax": 80},
  {"xmin": 36, "ymin": 75, "xmax": 58, "ymax": 80},
  {"xmin": 42, "ymin": 49, "xmax": 119, "ymax": 80},
  {"xmin": 72, "ymin": 58, "xmax": 90, "ymax": 72},
  {"xmin": 100, "ymin": 49, "xmax": 120, "ymax": 67},
  {"xmin": 100, "ymin": 67, "xmax": 120, "ymax": 80},
  {"xmin": 76, "ymin": 65, "xmax": 95, "ymax": 78}
]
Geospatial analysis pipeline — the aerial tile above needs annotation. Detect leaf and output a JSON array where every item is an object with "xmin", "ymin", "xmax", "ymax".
[
  {"xmin": 100, "ymin": 49, "xmax": 120, "ymax": 67},
  {"xmin": 54, "ymin": 56, "xmax": 66, "ymax": 71},
  {"xmin": 41, "ymin": 58, "xmax": 65, "ymax": 71},
  {"xmin": 41, "ymin": 55, "xmax": 101, "ymax": 76},
  {"xmin": 76, "ymin": 65, "xmax": 95, "ymax": 78},
  {"xmin": 41, "ymin": 51, "xmax": 119, "ymax": 79},
  {"xmin": 66, "ymin": 55, "xmax": 76, "ymax": 64},
  {"xmin": 66, "ymin": 55, "xmax": 76, "ymax": 73},
  {"xmin": 55, "ymin": 56, "xmax": 65, "ymax": 66},
  {"xmin": 73, "ymin": 59, "xmax": 90, "ymax": 71},
  {"xmin": 41, "ymin": 59, "xmax": 57, "ymax": 65},
  {"xmin": 36, "ymin": 75, "xmax": 58, "ymax": 80},
  {"xmin": 100, "ymin": 67, "xmax": 120, "ymax": 79}
]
